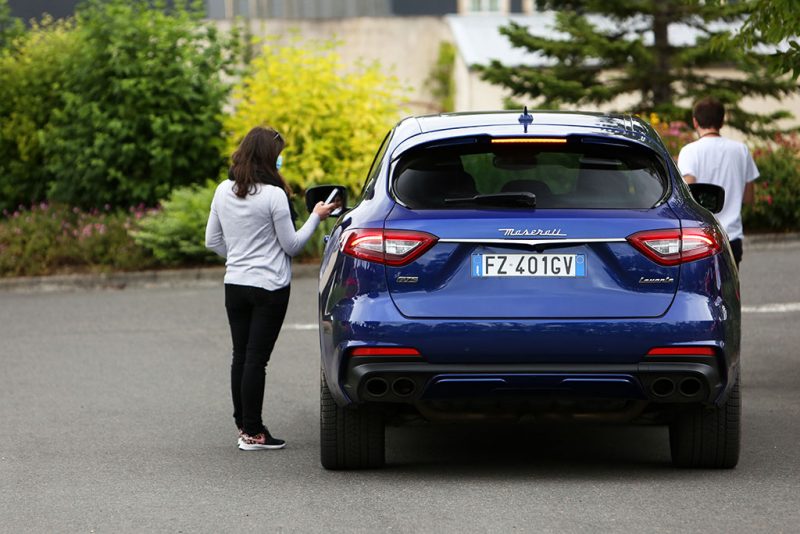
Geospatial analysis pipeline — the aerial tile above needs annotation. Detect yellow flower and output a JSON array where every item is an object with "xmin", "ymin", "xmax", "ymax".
[{"xmin": 650, "ymin": 112, "xmax": 660, "ymax": 126}]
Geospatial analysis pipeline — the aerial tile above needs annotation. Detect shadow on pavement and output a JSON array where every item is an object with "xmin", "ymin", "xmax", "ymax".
[{"xmin": 384, "ymin": 421, "xmax": 676, "ymax": 477}]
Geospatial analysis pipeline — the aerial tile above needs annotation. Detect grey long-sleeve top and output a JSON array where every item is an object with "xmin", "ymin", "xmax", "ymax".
[{"xmin": 205, "ymin": 179, "xmax": 320, "ymax": 290}]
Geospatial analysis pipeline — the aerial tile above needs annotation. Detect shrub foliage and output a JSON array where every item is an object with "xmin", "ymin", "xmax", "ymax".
[
  {"xmin": 0, "ymin": 203, "xmax": 154, "ymax": 276},
  {"xmin": 0, "ymin": 0, "xmax": 238, "ymax": 211},
  {"xmin": 744, "ymin": 134, "xmax": 800, "ymax": 232},
  {"xmin": 0, "ymin": 18, "xmax": 77, "ymax": 212},
  {"xmin": 226, "ymin": 36, "xmax": 407, "ymax": 196},
  {"xmin": 132, "ymin": 181, "xmax": 222, "ymax": 265}
]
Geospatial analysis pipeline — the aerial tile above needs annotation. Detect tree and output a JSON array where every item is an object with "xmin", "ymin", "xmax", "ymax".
[
  {"xmin": 476, "ymin": 0, "xmax": 799, "ymax": 137},
  {"xmin": 727, "ymin": 0, "xmax": 800, "ymax": 80}
]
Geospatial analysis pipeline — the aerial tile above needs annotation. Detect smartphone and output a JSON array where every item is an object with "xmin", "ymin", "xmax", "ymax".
[
  {"xmin": 324, "ymin": 188, "xmax": 339, "ymax": 205},
  {"xmin": 324, "ymin": 188, "xmax": 342, "ymax": 216}
]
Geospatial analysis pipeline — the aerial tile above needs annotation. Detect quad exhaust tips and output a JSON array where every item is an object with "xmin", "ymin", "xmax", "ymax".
[
  {"xmin": 363, "ymin": 376, "xmax": 418, "ymax": 399},
  {"xmin": 648, "ymin": 375, "xmax": 706, "ymax": 401}
]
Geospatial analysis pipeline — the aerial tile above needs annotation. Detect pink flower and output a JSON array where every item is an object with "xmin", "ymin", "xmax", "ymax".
[{"xmin": 766, "ymin": 195, "xmax": 773, "ymax": 205}]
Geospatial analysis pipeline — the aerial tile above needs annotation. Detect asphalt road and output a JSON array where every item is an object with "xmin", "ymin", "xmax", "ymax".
[{"xmin": 1, "ymin": 243, "xmax": 799, "ymax": 533}]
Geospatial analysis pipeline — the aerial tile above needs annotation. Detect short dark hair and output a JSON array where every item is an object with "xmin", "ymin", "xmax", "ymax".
[{"xmin": 693, "ymin": 97, "xmax": 725, "ymax": 129}]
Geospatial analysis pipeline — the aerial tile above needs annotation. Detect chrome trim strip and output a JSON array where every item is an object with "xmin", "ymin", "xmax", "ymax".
[{"xmin": 437, "ymin": 238, "xmax": 627, "ymax": 247}]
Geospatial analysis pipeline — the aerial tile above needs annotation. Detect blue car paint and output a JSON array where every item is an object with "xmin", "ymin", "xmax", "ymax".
[{"xmin": 317, "ymin": 112, "xmax": 739, "ymax": 409}]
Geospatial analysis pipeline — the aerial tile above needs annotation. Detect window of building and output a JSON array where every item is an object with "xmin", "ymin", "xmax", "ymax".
[{"xmin": 469, "ymin": 0, "xmax": 501, "ymax": 13}]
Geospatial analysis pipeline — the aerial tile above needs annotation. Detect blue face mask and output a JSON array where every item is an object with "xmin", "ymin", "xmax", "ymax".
[{"xmin": 276, "ymin": 154, "xmax": 283, "ymax": 170}]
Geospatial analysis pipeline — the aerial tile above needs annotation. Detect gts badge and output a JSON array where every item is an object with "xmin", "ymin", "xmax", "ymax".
[{"xmin": 396, "ymin": 275, "xmax": 419, "ymax": 284}]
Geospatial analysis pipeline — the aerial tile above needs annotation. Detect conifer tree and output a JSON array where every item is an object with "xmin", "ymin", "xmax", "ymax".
[{"xmin": 476, "ymin": 0, "xmax": 799, "ymax": 136}]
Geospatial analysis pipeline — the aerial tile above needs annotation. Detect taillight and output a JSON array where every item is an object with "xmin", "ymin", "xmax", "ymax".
[
  {"xmin": 341, "ymin": 229, "xmax": 438, "ymax": 266},
  {"xmin": 350, "ymin": 347, "xmax": 421, "ymax": 357},
  {"xmin": 647, "ymin": 346, "xmax": 716, "ymax": 356},
  {"xmin": 627, "ymin": 227, "xmax": 722, "ymax": 266}
]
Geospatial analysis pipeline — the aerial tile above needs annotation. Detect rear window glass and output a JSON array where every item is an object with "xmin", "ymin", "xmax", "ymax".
[{"xmin": 392, "ymin": 140, "xmax": 667, "ymax": 209}]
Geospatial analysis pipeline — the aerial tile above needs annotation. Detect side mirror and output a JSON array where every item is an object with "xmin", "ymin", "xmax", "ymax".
[
  {"xmin": 305, "ymin": 185, "xmax": 348, "ymax": 215},
  {"xmin": 688, "ymin": 183, "xmax": 725, "ymax": 214}
]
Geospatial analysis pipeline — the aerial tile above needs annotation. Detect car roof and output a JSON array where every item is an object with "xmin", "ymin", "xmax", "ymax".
[{"xmin": 390, "ymin": 110, "xmax": 665, "ymax": 155}]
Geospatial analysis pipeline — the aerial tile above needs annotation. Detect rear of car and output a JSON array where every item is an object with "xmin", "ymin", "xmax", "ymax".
[{"xmin": 318, "ymin": 112, "xmax": 741, "ymax": 470}]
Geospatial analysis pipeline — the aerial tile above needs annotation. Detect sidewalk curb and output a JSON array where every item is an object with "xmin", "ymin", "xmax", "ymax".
[
  {"xmin": 744, "ymin": 232, "xmax": 800, "ymax": 249},
  {"xmin": 1, "ymin": 234, "xmax": 796, "ymax": 293},
  {"xmin": 0, "ymin": 263, "xmax": 320, "ymax": 293}
]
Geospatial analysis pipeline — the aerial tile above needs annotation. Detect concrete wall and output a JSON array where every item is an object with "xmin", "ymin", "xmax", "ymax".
[{"xmin": 215, "ymin": 17, "xmax": 453, "ymax": 115}]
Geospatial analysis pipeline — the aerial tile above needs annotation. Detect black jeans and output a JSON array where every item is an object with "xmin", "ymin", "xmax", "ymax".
[
  {"xmin": 225, "ymin": 283, "xmax": 290, "ymax": 436},
  {"xmin": 730, "ymin": 238, "xmax": 743, "ymax": 268}
]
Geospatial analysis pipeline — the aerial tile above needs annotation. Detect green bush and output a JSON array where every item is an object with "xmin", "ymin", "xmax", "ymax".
[
  {"xmin": 227, "ymin": 35, "xmax": 408, "ymax": 197},
  {"xmin": 43, "ymin": 0, "xmax": 238, "ymax": 208},
  {"xmin": 0, "ymin": 18, "xmax": 78, "ymax": 212},
  {"xmin": 743, "ymin": 134, "xmax": 800, "ymax": 232},
  {"xmin": 132, "ymin": 180, "xmax": 223, "ymax": 265},
  {"xmin": 0, "ymin": 0, "xmax": 240, "ymax": 212},
  {"xmin": 0, "ymin": 203, "xmax": 154, "ymax": 276},
  {"xmin": 0, "ymin": 0, "xmax": 24, "ymax": 50}
]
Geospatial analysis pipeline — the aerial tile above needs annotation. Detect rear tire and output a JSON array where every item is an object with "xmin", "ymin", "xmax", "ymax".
[
  {"xmin": 320, "ymin": 369, "xmax": 385, "ymax": 470},
  {"xmin": 669, "ymin": 371, "xmax": 740, "ymax": 468}
]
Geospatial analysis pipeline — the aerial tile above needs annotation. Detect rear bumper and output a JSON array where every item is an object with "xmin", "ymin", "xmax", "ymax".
[{"xmin": 344, "ymin": 360, "xmax": 723, "ymax": 406}]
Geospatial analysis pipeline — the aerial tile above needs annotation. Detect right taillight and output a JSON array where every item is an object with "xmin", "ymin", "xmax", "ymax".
[
  {"xmin": 340, "ymin": 229, "xmax": 438, "ymax": 266},
  {"xmin": 627, "ymin": 227, "xmax": 722, "ymax": 266}
]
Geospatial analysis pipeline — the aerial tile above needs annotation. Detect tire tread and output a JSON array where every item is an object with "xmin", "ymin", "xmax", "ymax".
[
  {"xmin": 320, "ymin": 370, "xmax": 385, "ymax": 470},
  {"xmin": 670, "ymin": 372, "xmax": 740, "ymax": 468}
]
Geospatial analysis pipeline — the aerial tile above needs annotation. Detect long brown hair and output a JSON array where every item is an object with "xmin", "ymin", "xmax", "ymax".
[{"xmin": 229, "ymin": 126, "xmax": 292, "ymax": 198}]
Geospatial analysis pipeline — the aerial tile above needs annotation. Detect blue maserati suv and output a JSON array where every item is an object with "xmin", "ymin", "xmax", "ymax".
[{"xmin": 309, "ymin": 110, "xmax": 741, "ymax": 470}]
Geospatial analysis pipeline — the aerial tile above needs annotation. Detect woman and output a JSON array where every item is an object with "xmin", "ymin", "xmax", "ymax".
[{"xmin": 205, "ymin": 126, "xmax": 336, "ymax": 451}]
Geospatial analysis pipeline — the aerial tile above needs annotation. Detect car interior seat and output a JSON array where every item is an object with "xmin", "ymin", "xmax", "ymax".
[{"xmin": 395, "ymin": 158, "xmax": 477, "ymax": 208}]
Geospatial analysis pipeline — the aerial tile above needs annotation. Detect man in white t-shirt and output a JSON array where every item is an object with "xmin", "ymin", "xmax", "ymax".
[{"xmin": 678, "ymin": 97, "xmax": 759, "ymax": 267}]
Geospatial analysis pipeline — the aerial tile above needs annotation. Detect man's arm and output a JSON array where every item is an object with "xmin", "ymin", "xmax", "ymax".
[
  {"xmin": 743, "ymin": 181, "xmax": 755, "ymax": 205},
  {"xmin": 683, "ymin": 174, "xmax": 697, "ymax": 184}
]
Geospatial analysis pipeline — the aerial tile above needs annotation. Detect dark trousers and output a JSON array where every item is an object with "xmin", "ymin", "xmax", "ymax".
[
  {"xmin": 730, "ymin": 238, "xmax": 743, "ymax": 268},
  {"xmin": 225, "ymin": 283, "xmax": 290, "ymax": 436}
]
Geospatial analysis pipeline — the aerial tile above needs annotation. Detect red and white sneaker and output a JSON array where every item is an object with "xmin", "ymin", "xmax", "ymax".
[{"xmin": 239, "ymin": 430, "xmax": 286, "ymax": 451}]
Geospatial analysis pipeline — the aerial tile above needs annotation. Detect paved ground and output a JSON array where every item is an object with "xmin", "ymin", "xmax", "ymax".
[{"xmin": 1, "ymin": 244, "xmax": 799, "ymax": 533}]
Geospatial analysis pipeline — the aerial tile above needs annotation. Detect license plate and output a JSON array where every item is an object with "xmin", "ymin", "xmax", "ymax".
[{"xmin": 471, "ymin": 254, "xmax": 586, "ymax": 277}]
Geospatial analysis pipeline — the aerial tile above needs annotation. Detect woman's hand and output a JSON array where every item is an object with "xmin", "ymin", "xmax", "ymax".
[{"xmin": 313, "ymin": 201, "xmax": 338, "ymax": 221}]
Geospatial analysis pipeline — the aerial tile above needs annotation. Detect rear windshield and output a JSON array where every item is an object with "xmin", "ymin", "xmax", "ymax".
[{"xmin": 392, "ymin": 140, "xmax": 667, "ymax": 209}]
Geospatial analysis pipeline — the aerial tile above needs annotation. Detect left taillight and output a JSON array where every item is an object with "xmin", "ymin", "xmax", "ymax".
[
  {"xmin": 341, "ymin": 229, "xmax": 438, "ymax": 266},
  {"xmin": 627, "ymin": 227, "xmax": 722, "ymax": 266}
]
